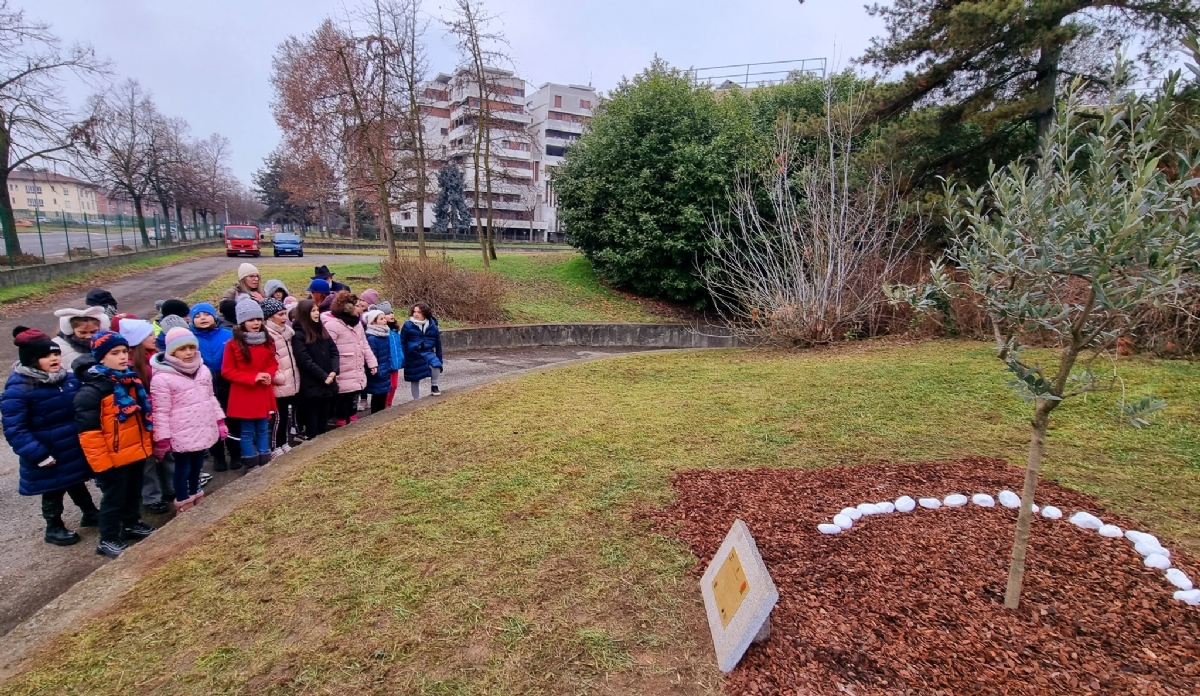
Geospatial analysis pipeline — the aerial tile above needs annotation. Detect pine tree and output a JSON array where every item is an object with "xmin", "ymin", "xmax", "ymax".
[{"xmin": 432, "ymin": 164, "xmax": 471, "ymax": 235}]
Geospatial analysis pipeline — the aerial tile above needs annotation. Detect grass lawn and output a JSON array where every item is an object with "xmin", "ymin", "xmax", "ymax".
[
  {"xmin": 187, "ymin": 251, "xmax": 673, "ymax": 325},
  {"xmin": 0, "ymin": 249, "xmax": 214, "ymax": 307},
  {"xmin": 4, "ymin": 341, "xmax": 1197, "ymax": 695}
]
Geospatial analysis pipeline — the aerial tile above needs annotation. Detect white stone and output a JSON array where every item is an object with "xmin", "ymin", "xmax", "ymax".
[
  {"xmin": 856, "ymin": 503, "xmax": 882, "ymax": 516},
  {"xmin": 700, "ymin": 520, "xmax": 779, "ymax": 673},
  {"xmin": 1144, "ymin": 554, "xmax": 1171, "ymax": 570},
  {"xmin": 1098, "ymin": 524, "xmax": 1123, "ymax": 538},
  {"xmin": 817, "ymin": 524, "xmax": 843, "ymax": 535},
  {"xmin": 895, "ymin": 496, "xmax": 916, "ymax": 513},
  {"xmin": 1174, "ymin": 589, "xmax": 1200, "ymax": 606},
  {"xmin": 918, "ymin": 497, "xmax": 942, "ymax": 509},
  {"xmin": 840, "ymin": 507, "xmax": 863, "ymax": 521},
  {"xmin": 833, "ymin": 514, "xmax": 854, "ymax": 530},
  {"xmin": 1165, "ymin": 568, "xmax": 1194, "ymax": 591},
  {"xmin": 971, "ymin": 493, "xmax": 996, "ymax": 507},
  {"xmin": 998, "ymin": 490, "xmax": 1021, "ymax": 509},
  {"xmin": 1068, "ymin": 511, "xmax": 1104, "ymax": 530},
  {"xmin": 875, "ymin": 501, "xmax": 896, "ymax": 513},
  {"xmin": 944, "ymin": 494, "xmax": 969, "ymax": 508},
  {"xmin": 1032, "ymin": 504, "xmax": 1040, "ymax": 513},
  {"xmin": 1040, "ymin": 506, "xmax": 1063, "ymax": 519},
  {"xmin": 1126, "ymin": 530, "xmax": 1160, "ymax": 547},
  {"xmin": 1135, "ymin": 539, "xmax": 1169, "ymax": 558}
]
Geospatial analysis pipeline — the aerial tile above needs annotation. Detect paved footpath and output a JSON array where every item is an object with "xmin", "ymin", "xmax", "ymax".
[{"xmin": 0, "ymin": 252, "xmax": 643, "ymax": 635}]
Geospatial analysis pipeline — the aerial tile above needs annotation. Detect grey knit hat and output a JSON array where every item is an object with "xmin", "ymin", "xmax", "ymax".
[
  {"xmin": 159, "ymin": 314, "xmax": 190, "ymax": 333},
  {"xmin": 235, "ymin": 297, "xmax": 264, "ymax": 324},
  {"xmin": 371, "ymin": 301, "xmax": 393, "ymax": 314},
  {"xmin": 260, "ymin": 298, "xmax": 286, "ymax": 319}
]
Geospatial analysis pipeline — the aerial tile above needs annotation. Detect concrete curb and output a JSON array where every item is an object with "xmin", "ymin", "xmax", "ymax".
[
  {"xmin": 442, "ymin": 323, "xmax": 742, "ymax": 350},
  {"xmin": 0, "ymin": 241, "xmax": 222, "ymax": 288},
  {"xmin": 0, "ymin": 348, "xmax": 700, "ymax": 683}
]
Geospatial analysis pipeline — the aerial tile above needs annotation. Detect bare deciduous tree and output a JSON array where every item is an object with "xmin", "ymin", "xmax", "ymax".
[{"xmin": 703, "ymin": 82, "xmax": 919, "ymax": 346}]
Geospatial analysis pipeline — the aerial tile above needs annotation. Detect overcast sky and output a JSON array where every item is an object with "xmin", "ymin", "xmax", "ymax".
[{"xmin": 18, "ymin": 0, "xmax": 884, "ymax": 184}]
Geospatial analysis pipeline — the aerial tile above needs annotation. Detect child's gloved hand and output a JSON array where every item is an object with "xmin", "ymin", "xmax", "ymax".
[
  {"xmin": 217, "ymin": 420, "xmax": 229, "ymax": 440},
  {"xmin": 153, "ymin": 438, "xmax": 171, "ymax": 462}
]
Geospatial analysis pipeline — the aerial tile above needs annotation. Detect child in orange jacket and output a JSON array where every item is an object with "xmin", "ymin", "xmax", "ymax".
[
  {"xmin": 222, "ymin": 299, "xmax": 278, "ymax": 470},
  {"xmin": 74, "ymin": 331, "xmax": 155, "ymax": 558}
]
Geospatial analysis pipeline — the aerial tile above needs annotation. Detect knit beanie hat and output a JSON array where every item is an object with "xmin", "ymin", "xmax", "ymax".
[
  {"xmin": 164, "ymin": 327, "xmax": 198, "ymax": 355},
  {"xmin": 118, "ymin": 318, "xmax": 155, "ymax": 348},
  {"xmin": 238, "ymin": 263, "xmax": 260, "ymax": 281},
  {"xmin": 90, "ymin": 330, "xmax": 129, "ymax": 362},
  {"xmin": 360, "ymin": 289, "xmax": 380, "ymax": 306},
  {"xmin": 190, "ymin": 302, "xmax": 218, "ymax": 322},
  {"xmin": 160, "ymin": 299, "xmax": 190, "ymax": 319},
  {"xmin": 218, "ymin": 299, "xmax": 239, "ymax": 325},
  {"xmin": 260, "ymin": 298, "xmax": 286, "ymax": 319},
  {"xmin": 13, "ymin": 326, "xmax": 60, "ymax": 367},
  {"xmin": 235, "ymin": 297, "xmax": 264, "ymax": 324},
  {"xmin": 372, "ymin": 301, "xmax": 393, "ymax": 314},
  {"xmin": 85, "ymin": 288, "xmax": 117, "ymax": 309},
  {"xmin": 159, "ymin": 314, "xmax": 190, "ymax": 334},
  {"xmin": 307, "ymin": 278, "xmax": 331, "ymax": 294},
  {"xmin": 363, "ymin": 309, "xmax": 384, "ymax": 327}
]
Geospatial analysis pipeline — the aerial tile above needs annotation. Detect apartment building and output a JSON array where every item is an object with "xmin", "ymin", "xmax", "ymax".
[
  {"xmin": 395, "ymin": 68, "xmax": 596, "ymax": 242},
  {"xmin": 5, "ymin": 168, "xmax": 101, "ymax": 218}
]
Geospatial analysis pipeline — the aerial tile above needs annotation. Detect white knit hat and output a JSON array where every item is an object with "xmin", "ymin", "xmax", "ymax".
[
  {"xmin": 117, "ymin": 318, "xmax": 155, "ymax": 347},
  {"xmin": 238, "ymin": 263, "xmax": 260, "ymax": 280},
  {"xmin": 54, "ymin": 306, "xmax": 107, "ymax": 335},
  {"xmin": 363, "ymin": 309, "xmax": 384, "ymax": 327}
]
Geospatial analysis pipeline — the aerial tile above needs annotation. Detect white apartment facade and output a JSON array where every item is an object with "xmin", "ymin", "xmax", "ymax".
[
  {"xmin": 5, "ymin": 168, "xmax": 101, "ymax": 219},
  {"xmin": 394, "ymin": 68, "xmax": 596, "ymax": 242}
]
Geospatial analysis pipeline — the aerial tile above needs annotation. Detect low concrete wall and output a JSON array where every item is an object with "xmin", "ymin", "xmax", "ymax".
[
  {"xmin": 442, "ymin": 323, "xmax": 741, "ymax": 350},
  {"xmin": 0, "ymin": 241, "xmax": 222, "ymax": 288}
]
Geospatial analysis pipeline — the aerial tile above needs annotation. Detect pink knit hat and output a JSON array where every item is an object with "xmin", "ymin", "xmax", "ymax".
[
  {"xmin": 359, "ymin": 288, "xmax": 380, "ymax": 305},
  {"xmin": 164, "ymin": 326, "xmax": 198, "ymax": 355}
]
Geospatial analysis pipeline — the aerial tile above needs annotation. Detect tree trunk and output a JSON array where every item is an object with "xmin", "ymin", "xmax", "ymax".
[
  {"xmin": 158, "ymin": 195, "xmax": 172, "ymax": 241},
  {"xmin": 1033, "ymin": 37, "xmax": 1063, "ymax": 147},
  {"xmin": 472, "ymin": 121, "xmax": 487, "ymax": 267},
  {"xmin": 416, "ymin": 166, "xmax": 427, "ymax": 259},
  {"xmin": 0, "ymin": 177, "xmax": 22, "ymax": 259},
  {"xmin": 133, "ymin": 194, "xmax": 151, "ymax": 246},
  {"xmin": 175, "ymin": 202, "xmax": 186, "ymax": 240},
  {"xmin": 1004, "ymin": 401, "xmax": 1051, "ymax": 609},
  {"xmin": 348, "ymin": 184, "xmax": 357, "ymax": 242}
]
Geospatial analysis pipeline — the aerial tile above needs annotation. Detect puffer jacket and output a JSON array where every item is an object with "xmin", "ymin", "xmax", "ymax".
[
  {"xmin": 292, "ymin": 331, "xmax": 340, "ymax": 399},
  {"xmin": 74, "ymin": 368, "xmax": 153, "ymax": 473},
  {"xmin": 365, "ymin": 330, "xmax": 393, "ymax": 395},
  {"xmin": 221, "ymin": 338, "xmax": 279, "ymax": 419},
  {"xmin": 401, "ymin": 318, "xmax": 443, "ymax": 382},
  {"xmin": 322, "ymin": 311, "xmax": 377, "ymax": 393},
  {"xmin": 266, "ymin": 320, "xmax": 299, "ymax": 398},
  {"xmin": 149, "ymin": 354, "xmax": 224, "ymax": 454},
  {"xmin": 1, "ymin": 365, "xmax": 91, "ymax": 495},
  {"xmin": 192, "ymin": 324, "xmax": 233, "ymax": 376},
  {"xmin": 388, "ymin": 328, "xmax": 404, "ymax": 371}
]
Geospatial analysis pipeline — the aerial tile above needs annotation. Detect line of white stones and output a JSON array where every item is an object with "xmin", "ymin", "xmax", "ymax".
[{"xmin": 816, "ymin": 490, "xmax": 1199, "ymax": 607}]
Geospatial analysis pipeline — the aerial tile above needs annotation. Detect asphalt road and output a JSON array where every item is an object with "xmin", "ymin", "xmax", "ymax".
[
  {"xmin": 0, "ymin": 254, "xmax": 382, "ymax": 364},
  {"xmin": 15, "ymin": 231, "xmax": 165, "ymax": 259}
]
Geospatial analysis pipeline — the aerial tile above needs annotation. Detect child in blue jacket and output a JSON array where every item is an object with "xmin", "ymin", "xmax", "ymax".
[
  {"xmin": 190, "ymin": 303, "xmax": 239, "ymax": 471},
  {"xmin": 363, "ymin": 309, "xmax": 393, "ymax": 414}
]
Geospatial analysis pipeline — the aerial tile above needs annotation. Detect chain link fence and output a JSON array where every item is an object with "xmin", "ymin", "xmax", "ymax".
[{"xmin": 3, "ymin": 209, "xmax": 225, "ymax": 268}]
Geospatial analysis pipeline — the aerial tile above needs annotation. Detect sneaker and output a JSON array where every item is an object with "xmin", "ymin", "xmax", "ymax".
[
  {"xmin": 281, "ymin": 443, "xmax": 292, "ymax": 453},
  {"xmin": 174, "ymin": 498, "xmax": 194, "ymax": 513},
  {"xmin": 349, "ymin": 414, "xmax": 358, "ymax": 423},
  {"xmin": 96, "ymin": 539, "xmax": 128, "ymax": 558},
  {"xmin": 122, "ymin": 522, "xmax": 155, "ymax": 540},
  {"xmin": 335, "ymin": 419, "xmax": 347, "ymax": 427},
  {"xmin": 198, "ymin": 472, "xmax": 213, "ymax": 488},
  {"xmin": 431, "ymin": 386, "xmax": 442, "ymax": 396},
  {"xmin": 144, "ymin": 501, "xmax": 170, "ymax": 515},
  {"xmin": 270, "ymin": 447, "xmax": 285, "ymax": 460},
  {"xmin": 190, "ymin": 490, "xmax": 204, "ymax": 504}
]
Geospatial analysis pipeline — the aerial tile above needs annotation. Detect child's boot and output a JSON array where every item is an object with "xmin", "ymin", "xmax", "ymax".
[
  {"xmin": 258, "ymin": 453, "xmax": 273, "ymax": 467},
  {"xmin": 44, "ymin": 518, "xmax": 81, "ymax": 546},
  {"xmin": 239, "ymin": 456, "xmax": 257, "ymax": 471},
  {"xmin": 174, "ymin": 497, "xmax": 194, "ymax": 513}
]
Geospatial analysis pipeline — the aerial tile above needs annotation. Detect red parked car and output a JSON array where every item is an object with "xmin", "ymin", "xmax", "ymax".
[{"xmin": 224, "ymin": 225, "xmax": 261, "ymax": 257}]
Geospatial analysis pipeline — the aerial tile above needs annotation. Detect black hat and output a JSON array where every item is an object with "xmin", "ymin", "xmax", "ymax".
[
  {"xmin": 312, "ymin": 265, "xmax": 335, "ymax": 279},
  {"xmin": 13, "ymin": 326, "xmax": 60, "ymax": 367},
  {"xmin": 218, "ymin": 298, "xmax": 239, "ymax": 325},
  {"xmin": 85, "ymin": 288, "xmax": 117, "ymax": 309},
  {"xmin": 160, "ymin": 299, "xmax": 190, "ymax": 319}
]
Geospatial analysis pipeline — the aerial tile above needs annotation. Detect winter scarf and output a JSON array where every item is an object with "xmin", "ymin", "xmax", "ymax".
[
  {"xmin": 366, "ymin": 323, "xmax": 390, "ymax": 338},
  {"xmin": 411, "ymin": 318, "xmax": 430, "ymax": 333},
  {"xmin": 56, "ymin": 332, "xmax": 92, "ymax": 356},
  {"xmin": 12, "ymin": 361, "xmax": 67, "ymax": 385},
  {"xmin": 243, "ymin": 331, "xmax": 268, "ymax": 346},
  {"xmin": 90, "ymin": 364, "xmax": 153, "ymax": 427},
  {"xmin": 332, "ymin": 310, "xmax": 360, "ymax": 328},
  {"xmin": 164, "ymin": 351, "xmax": 203, "ymax": 376}
]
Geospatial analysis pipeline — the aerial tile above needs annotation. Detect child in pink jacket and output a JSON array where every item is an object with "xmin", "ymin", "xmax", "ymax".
[{"xmin": 150, "ymin": 328, "xmax": 227, "ymax": 512}]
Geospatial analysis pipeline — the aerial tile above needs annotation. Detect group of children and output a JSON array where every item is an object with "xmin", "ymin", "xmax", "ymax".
[{"xmin": 1, "ymin": 263, "xmax": 444, "ymax": 559}]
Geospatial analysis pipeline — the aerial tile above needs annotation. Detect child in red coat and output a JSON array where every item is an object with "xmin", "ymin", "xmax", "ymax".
[{"xmin": 221, "ymin": 299, "xmax": 278, "ymax": 470}]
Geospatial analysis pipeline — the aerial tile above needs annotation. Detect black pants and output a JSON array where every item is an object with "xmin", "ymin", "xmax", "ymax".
[
  {"xmin": 210, "ymin": 377, "xmax": 239, "ymax": 464},
  {"xmin": 95, "ymin": 463, "xmax": 144, "ymax": 543},
  {"xmin": 273, "ymin": 395, "xmax": 298, "ymax": 449},
  {"xmin": 369, "ymin": 392, "xmax": 387, "ymax": 414},
  {"xmin": 41, "ymin": 482, "xmax": 97, "ymax": 523},
  {"xmin": 334, "ymin": 391, "xmax": 359, "ymax": 422},
  {"xmin": 298, "ymin": 396, "xmax": 333, "ymax": 438}
]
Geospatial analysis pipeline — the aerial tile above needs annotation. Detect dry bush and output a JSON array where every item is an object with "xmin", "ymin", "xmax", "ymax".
[
  {"xmin": 0, "ymin": 253, "xmax": 46, "ymax": 267},
  {"xmin": 1131, "ymin": 288, "xmax": 1200, "ymax": 355},
  {"xmin": 379, "ymin": 254, "xmax": 505, "ymax": 323}
]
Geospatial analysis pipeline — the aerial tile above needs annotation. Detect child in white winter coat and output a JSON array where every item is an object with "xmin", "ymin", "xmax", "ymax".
[{"xmin": 150, "ymin": 328, "xmax": 227, "ymax": 512}]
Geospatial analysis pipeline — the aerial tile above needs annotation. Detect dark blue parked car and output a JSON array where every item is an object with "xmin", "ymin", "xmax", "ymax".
[{"xmin": 273, "ymin": 232, "xmax": 304, "ymax": 257}]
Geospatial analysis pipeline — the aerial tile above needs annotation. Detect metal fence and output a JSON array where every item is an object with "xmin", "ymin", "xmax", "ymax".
[{"xmin": 5, "ymin": 209, "xmax": 224, "ymax": 268}]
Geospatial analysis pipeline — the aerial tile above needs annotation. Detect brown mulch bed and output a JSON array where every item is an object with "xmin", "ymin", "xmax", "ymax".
[{"xmin": 651, "ymin": 457, "xmax": 1200, "ymax": 695}]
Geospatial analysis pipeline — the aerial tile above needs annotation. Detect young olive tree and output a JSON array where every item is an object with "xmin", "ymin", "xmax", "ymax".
[{"xmin": 921, "ymin": 70, "xmax": 1200, "ymax": 609}]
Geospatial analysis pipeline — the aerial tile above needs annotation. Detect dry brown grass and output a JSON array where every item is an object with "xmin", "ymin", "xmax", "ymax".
[{"xmin": 380, "ymin": 253, "xmax": 506, "ymax": 323}]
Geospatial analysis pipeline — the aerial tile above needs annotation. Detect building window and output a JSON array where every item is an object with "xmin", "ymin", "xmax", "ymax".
[
  {"xmin": 26, "ymin": 198, "xmax": 43, "ymax": 207},
  {"xmin": 546, "ymin": 145, "xmax": 567, "ymax": 157},
  {"xmin": 554, "ymin": 95, "xmax": 562, "ymax": 108},
  {"xmin": 25, "ymin": 185, "xmax": 42, "ymax": 194},
  {"xmin": 580, "ymin": 99, "xmax": 591, "ymax": 109},
  {"xmin": 441, "ymin": 128, "xmax": 449, "ymax": 135}
]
